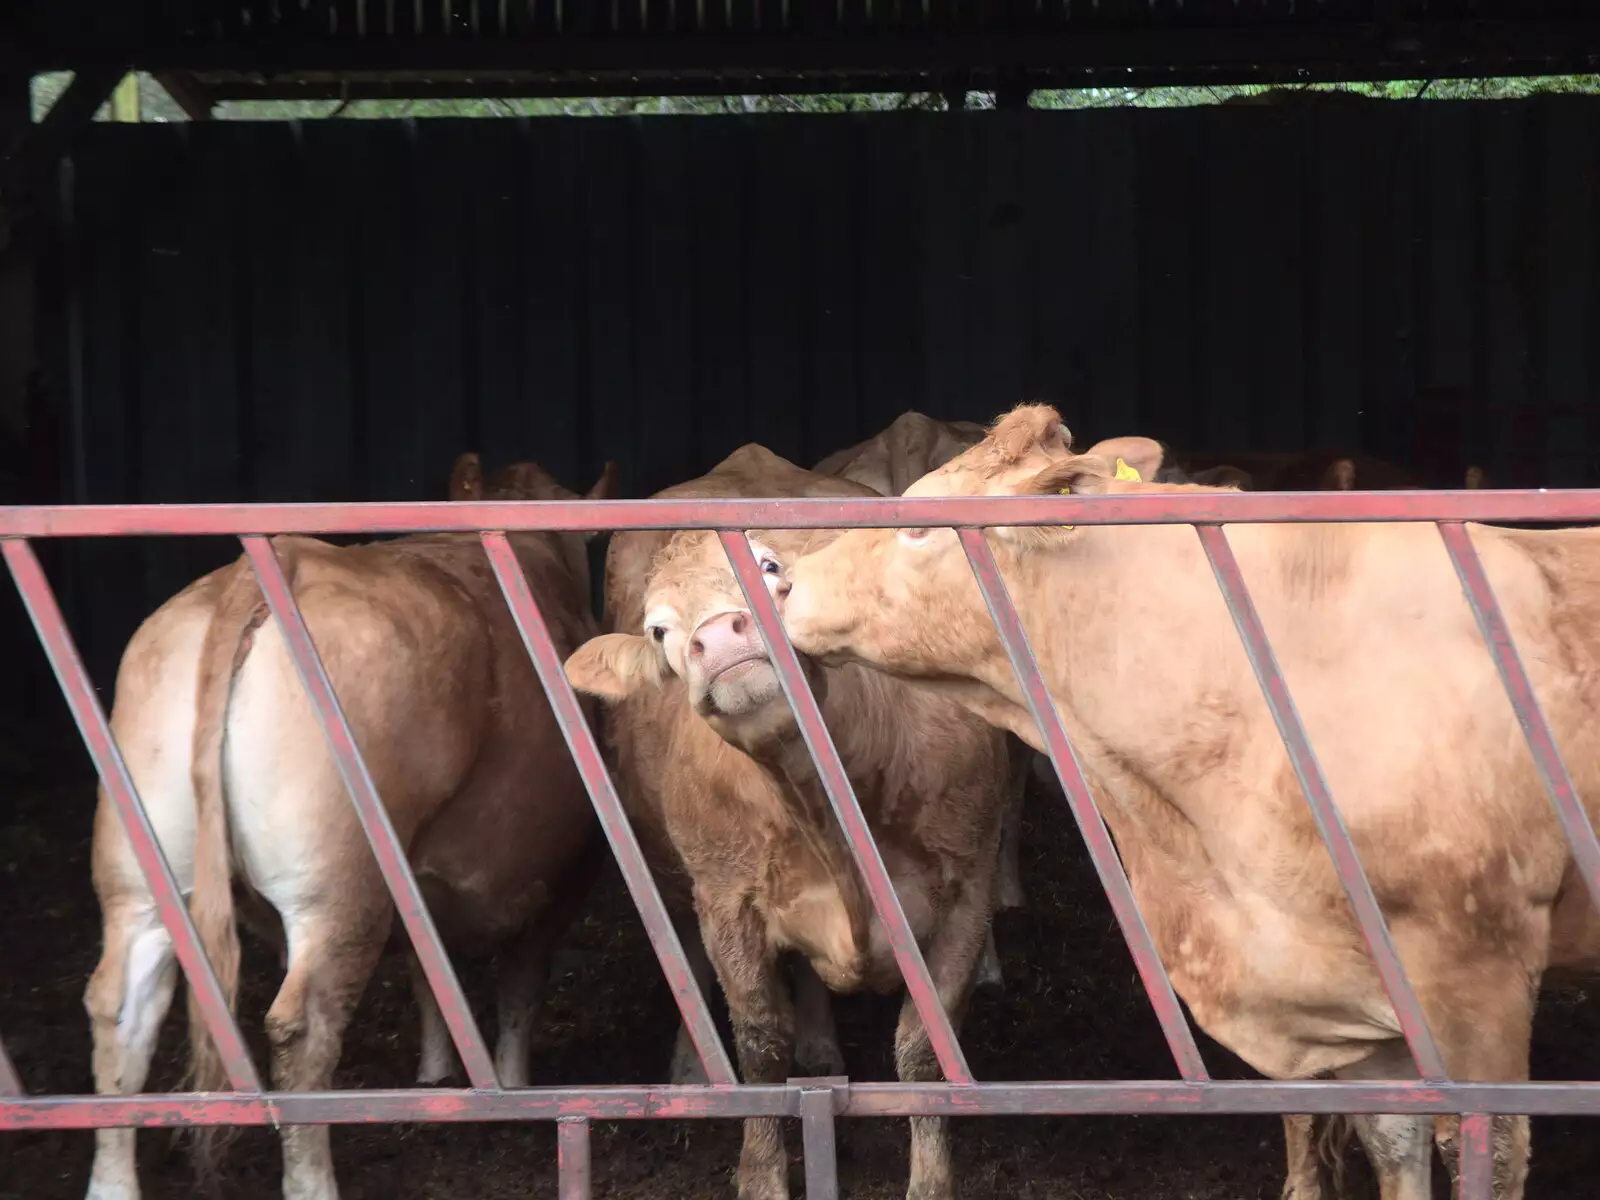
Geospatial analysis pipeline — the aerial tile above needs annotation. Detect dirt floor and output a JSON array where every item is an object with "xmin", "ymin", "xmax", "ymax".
[{"xmin": 4, "ymin": 707, "xmax": 1599, "ymax": 1200}]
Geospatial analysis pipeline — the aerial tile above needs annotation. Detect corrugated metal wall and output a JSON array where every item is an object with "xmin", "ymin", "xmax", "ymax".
[{"xmin": 31, "ymin": 98, "xmax": 1600, "ymax": 684}]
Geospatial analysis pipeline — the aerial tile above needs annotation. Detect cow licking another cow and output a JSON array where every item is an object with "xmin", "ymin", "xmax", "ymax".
[
  {"xmin": 782, "ymin": 404, "xmax": 1600, "ymax": 1200},
  {"xmin": 81, "ymin": 405, "xmax": 1542, "ymax": 1200}
]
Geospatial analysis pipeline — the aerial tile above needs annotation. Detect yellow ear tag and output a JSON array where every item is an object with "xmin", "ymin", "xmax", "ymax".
[{"xmin": 1057, "ymin": 458, "xmax": 1140, "ymax": 529}]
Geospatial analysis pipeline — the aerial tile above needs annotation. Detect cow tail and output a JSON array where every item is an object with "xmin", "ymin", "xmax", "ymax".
[{"xmin": 185, "ymin": 543, "xmax": 285, "ymax": 1183}]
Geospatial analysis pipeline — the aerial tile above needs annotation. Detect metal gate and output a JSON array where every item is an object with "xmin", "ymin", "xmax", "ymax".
[{"xmin": 3, "ymin": 486, "xmax": 1600, "ymax": 1200}]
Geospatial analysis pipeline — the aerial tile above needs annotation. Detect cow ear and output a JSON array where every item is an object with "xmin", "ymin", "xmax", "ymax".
[
  {"xmin": 565, "ymin": 634, "xmax": 665, "ymax": 700},
  {"xmin": 1079, "ymin": 436, "xmax": 1165, "ymax": 484},
  {"xmin": 1021, "ymin": 453, "xmax": 1115, "ymax": 498},
  {"xmin": 450, "ymin": 452, "xmax": 484, "ymax": 501},
  {"xmin": 587, "ymin": 461, "xmax": 621, "ymax": 502}
]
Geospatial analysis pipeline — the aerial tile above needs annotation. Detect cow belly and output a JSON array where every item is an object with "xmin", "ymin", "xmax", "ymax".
[{"xmin": 1150, "ymin": 887, "xmax": 1401, "ymax": 1080}]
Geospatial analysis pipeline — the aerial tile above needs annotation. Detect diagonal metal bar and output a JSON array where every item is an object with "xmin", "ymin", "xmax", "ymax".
[
  {"xmin": 1439, "ymin": 521, "xmax": 1600, "ymax": 911},
  {"xmin": 1459, "ymin": 1113, "xmax": 1494, "ymax": 1200},
  {"xmin": 482, "ymin": 531, "xmax": 737, "ymax": 1086},
  {"xmin": 958, "ymin": 529, "xmax": 1210, "ymax": 1082},
  {"xmin": 720, "ymin": 531, "xmax": 973, "ymax": 1085},
  {"xmin": 557, "ymin": 1116, "xmax": 592, "ymax": 1200},
  {"xmin": 1195, "ymin": 524, "xmax": 1449, "ymax": 1082},
  {"xmin": 2, "ymin": 538, "xmax": 263, "ymax": 1094},
  {"xmin": 241, "ymin": 535, "xmax": 499, "ymax": 1091},
  {"xmin": 0, "ymin": 1033, "xmax": 21, "ymax": 1096}
]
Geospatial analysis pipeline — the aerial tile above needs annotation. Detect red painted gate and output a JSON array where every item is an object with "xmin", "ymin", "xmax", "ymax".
[{"xmin": 3, "ymin": 487, "xmax": 1600, "ymax": 1199}]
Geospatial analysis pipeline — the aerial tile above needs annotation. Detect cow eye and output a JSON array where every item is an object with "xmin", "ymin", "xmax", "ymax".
[
  {"xmin": 760, "ymin": 557, "xmax": 782, "ymax": 576},
  {"xmin": 649, "ymin": 626, "xmax": 666, "ymax": 643}
]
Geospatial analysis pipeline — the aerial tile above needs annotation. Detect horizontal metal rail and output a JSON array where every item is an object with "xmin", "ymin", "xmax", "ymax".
[
  {"xmin": 1, "ymin": 487, "xmax": 1600, "ymax": 537},
  {"xmin": 4, "ymin": 486, "xmax": 1600, "ymax": 1200},
  {"xmin": 8, "ymin": 1080, "xmax": 1600, "ymax": 1128}
]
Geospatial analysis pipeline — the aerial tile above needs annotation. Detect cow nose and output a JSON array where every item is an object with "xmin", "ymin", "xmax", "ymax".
[{"xmin": 689, "ymin": 610, "xmax": 749, "ymax": 658}]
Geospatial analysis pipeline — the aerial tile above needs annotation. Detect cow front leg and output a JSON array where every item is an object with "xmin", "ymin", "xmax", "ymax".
[
  {"xmin": 895, "ymin": 884, "xmax": 993, "ymax": 1200},
  {"xmin": 699, "ymin": 896, "xmax": 795, "ymax": 1200}
]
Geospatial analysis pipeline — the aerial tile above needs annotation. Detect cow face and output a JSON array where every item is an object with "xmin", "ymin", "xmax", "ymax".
[
  {"xmin": 567, "ymin": 529, "xmax": 828, "ymax": 747},
  {"xmin": 783, "ymin": 405, "xmax": 1152, "ymax": 678}
]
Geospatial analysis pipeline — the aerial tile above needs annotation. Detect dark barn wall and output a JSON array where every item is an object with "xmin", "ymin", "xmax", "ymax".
[{"xmin": 25, "ymin": 99, "xmax": 1600, "ymax": 688}]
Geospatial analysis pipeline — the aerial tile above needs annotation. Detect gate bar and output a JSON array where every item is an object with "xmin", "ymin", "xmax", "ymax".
[
  {"xmin": 2, "ymin": 539, "xmax": 263, "ymax": 1094},
  {"xmin": 557, "ymin": 1116, "xmax": 592, "ymax": 1200},
  {"xmin": 1439, "ymin": 521, "xmax": 1600, "ymax": 910},
  {"xmin": 1195, "ymin": 525, "xmax": 1449, "ymax": 1080},
  {"xmin": 4, "ymin": 488, "xmax": 1600, "ymax": 538},
  {"xmin": 721, "ymin": 531, "xmax": 973, "ymax": 1086},
  {"xmin": 1460, "ymin": 1113, "xmax": 1494, "ymax": 1200},
  {"xmin": 958, "ymin": 529, "xmax": 1209, "ymax": 1082},
  {"xmin": 241, "ymin": 536, "xmax": 499, "ymax": 1091},
  {"xmin": 482, "ymin": 531, "xmax": 737, "ymax": 1086},
  {"xmin": 11, "ymin": 1079, "xmax": 1600, "ymax": 1130}
]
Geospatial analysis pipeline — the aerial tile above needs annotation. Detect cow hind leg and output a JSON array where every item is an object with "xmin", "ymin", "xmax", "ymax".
[
  {"xmin": 267, "ymin": 913, "xmax": 388, "ymax": 1200},
  {"xmin": 993, "ymin": 755, "xmax": 1028, "ymax": 912},
  {"xmin": 85, "ymin": 905, "xmax": 179, "ymax": 1200},
  {"xmin": 493, "ymin": 914, "xmax": 566, "ymax": 1089},
  {"xmin": 790, "ymin": 959, "xmax": 844, "ymax": 1078},
  {"xmin": 407, "ymin": 950, "xmax": 458, "ymax": 1086},
  {"xmin": 895, "ymin": 887, "xmax": 992, "ymax": 1200},
  {"xmin": 668, "ymin": 916, "xmax": 723, "ymax": 1087}
]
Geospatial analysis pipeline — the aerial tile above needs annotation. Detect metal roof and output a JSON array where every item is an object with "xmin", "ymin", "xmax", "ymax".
[{"xmin": 9, "ymin": 2, "xmax": 1600, "ymax": 101}]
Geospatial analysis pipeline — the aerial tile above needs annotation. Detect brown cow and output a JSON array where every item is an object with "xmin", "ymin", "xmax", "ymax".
[
  {"xmin": 781, "ymin": 404, "xmax": 1600, "ymax": 1199},
  {"xmin": 84, "ymin": 455, "xmax": 614, "ymax": 1200},
  {"xmin": 813, "ymin": 409, "xmax": 989, "ymax": 498},
  {"xmin": 570, "ymin": 445, "xmax": 1009, "ymax": 1200},
  {"xmin": 814, "ymin": 412, "xmax": 1028, "ymax": 926}
]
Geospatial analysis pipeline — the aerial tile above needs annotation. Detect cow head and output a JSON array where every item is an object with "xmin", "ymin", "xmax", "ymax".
[
  {"xmin": 782, "ymin": 404, "xmax": 1199, "ymax": 680},
  {"xmin": 567, "ymin": 527, "xmax": 829, "ymax": 753},
  {"xmin": 449, "ymin": 452, "xmax": 620, "ymax": 512}
]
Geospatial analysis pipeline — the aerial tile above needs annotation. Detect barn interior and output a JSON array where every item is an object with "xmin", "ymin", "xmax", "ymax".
[{"xmin": 6, "ymin": 3, "xmax": 1600, "ymax": 1196}]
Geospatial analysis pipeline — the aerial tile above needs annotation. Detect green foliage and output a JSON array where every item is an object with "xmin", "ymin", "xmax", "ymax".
[{"xmin": 29, "ymin": 71, "xmax": 1600, "ymax": 123}]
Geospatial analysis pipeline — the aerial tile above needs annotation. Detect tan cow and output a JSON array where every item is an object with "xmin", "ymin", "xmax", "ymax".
[
  {"xmin": 84, "ymin": 455, "xmax": 614, "ymax": 1200},
  {"xmin": 781, "ymin": 403, "xmax": 1600, "ymax": 1199},
  {"xmin": 570, "ymin": 445, "xmax": 1010, "ymax": 1200}
]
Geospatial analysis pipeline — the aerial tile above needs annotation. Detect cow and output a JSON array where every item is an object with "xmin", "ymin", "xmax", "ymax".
[
  {"xmin": 813, "ymin": 410, "xmax": 988, "ymax": 499},
  {"xmin": 780, "ymin": 403, "xmax": 1600, "ymax": 1199},
  {"xmin": 84, "ymin": 454, "xmax": 615, "ymax": 1200},
  {"xmin": 813, "ymin": 411, "xmax": 1029, "ymax": 924},
  {"xmin": 568, "ymin": 444, "xmax": 1010, "ymax": 1200}
]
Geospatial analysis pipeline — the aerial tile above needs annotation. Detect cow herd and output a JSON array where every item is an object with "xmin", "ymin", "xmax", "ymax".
[{"xmin": 81, "ymin": 408, "xmax": 1563, "ymax": 1200}]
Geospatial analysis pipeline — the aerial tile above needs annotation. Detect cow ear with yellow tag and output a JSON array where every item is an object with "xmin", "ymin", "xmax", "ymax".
[{"xmin": 1114, "ymin": 458, "xmax": 1143, "ymax": 483}]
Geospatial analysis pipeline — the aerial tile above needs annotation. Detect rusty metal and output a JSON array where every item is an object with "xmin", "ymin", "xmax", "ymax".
[
  {"xmin": 2, "ymin": 538, "xmax": 263, "ymax": 1095},
  {"xmin": 1438, "ymin": 521, "xmax": 1600, "ymax": 911},
  {"xmin": 240, "ymin": 535, "xmax": 500, "ymax": 1091},
  {"xmin": 1460, "ymin": 1113, "xmax": 1495, "ymax": 1200},
  {"xmin": 3, "ymin": 487, "xmax": 1600, "ymax": 539},
  {"xmin": 481, "ymin": 530, "xmax": 736, "ymax": 1086},
  {"xmin": 8, "ymin": 1079, "xmax": 1600, "ymax": 1129},
  {"xmin": 958, "ymin": 528, "xmax": 1209, "ymax": 1082},
  {"xmin": 721, "ymin": 530, "xmax": 973, "ymax": 1085},
  {"xmin": 1195, "ymin": 524, "xmax": 1451, "ymax": 1082},
  {"xmin": 8, "ymin": 488, "xmax": 1600, "ymax": 1196},
  {"xmin": 557, "ymin": 1117, "xmax": 591, "ymax": 1200}
]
